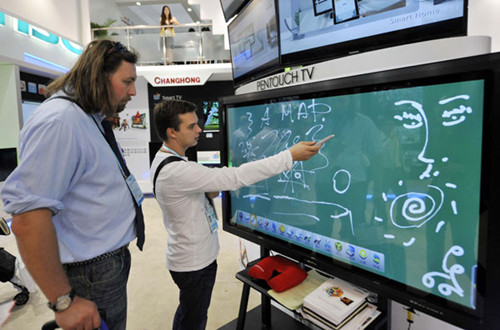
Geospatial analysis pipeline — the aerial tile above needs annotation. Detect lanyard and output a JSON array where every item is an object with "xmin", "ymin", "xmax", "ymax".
[
  {"xmin": 161, "ymin": 145, "xmax": 184, "ymax": 159},
  {"xmin": 89, "ymin": 114, "xmax": 127, "ymax": 178}
]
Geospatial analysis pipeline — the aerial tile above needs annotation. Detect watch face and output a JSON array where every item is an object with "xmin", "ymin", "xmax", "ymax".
[
  {"xmin": 57, "ymin": 295, "xmax": 72, "ymax": 311},
  {"xmin": 48, "ymin": 289, "xmax": 75, "ymax": 312}
]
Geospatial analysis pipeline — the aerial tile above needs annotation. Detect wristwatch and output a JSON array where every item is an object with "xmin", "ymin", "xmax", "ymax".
[{"xmin": 47, "ymin": 289, "xmax": 75, "ymax": 312}]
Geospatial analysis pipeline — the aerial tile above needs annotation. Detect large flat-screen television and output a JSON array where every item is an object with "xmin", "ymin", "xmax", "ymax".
[
  {"xmin": 228, "ymin": 0, "xmax": 280, "ymax": 87},
  {"xmin": 279, "ymin": 0, "xmax": 468, "ymax": 67},
  {"xmin": 220, "ymin": 52, "xmax": 500, "ymax": 328}
]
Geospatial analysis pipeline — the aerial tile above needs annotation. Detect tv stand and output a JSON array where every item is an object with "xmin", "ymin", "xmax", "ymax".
[
  {"xmin": 222, "ymin": 248, "xmax": 388, "ymax": 330},
  {"xmin": 236, "ymin": 247, "xmax": 273, "ymax": 329}
]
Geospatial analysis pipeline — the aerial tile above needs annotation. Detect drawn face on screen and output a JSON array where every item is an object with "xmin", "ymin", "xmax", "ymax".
[
  {"xmin": 378, "ymin": 92, "xmax": 477, "ymax": 300},
  {"xmin": 383, "ymin": 94, "xmax": 474, "ymax": 246},
  {"xmin": 394, "ymin": 95, "xmax": 473, "ymax": 180}
]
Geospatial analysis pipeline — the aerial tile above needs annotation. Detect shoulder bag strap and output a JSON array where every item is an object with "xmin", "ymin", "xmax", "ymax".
[{"xmin": 153, "ymin": 156, "xmax": 185, "ymax": 196}]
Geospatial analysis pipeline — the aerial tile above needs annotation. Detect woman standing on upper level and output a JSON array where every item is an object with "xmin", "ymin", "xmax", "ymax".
[{"xmin": 160, "ymin": 5, "xmax": 179, "ymax": 65}]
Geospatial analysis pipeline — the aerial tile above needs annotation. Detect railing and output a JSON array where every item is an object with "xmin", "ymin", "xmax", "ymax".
[{"xmin": 91, "ymin": 23, "xmax": 230, "ymax": 66}]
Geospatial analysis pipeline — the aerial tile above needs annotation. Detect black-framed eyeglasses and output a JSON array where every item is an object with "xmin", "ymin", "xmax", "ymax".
[{"xmin": 105, "ymin": 42, "xmax": 127, "ymax": 58}]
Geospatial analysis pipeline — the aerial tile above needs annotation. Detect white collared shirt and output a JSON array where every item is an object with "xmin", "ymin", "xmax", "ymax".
[{"xmin": 150, "ymin": 150, "xmax": 292, "ymax": 272}]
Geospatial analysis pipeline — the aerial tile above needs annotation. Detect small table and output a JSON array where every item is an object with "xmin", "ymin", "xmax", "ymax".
[{"xmin": 226, "ymin": 257, "xmax": 387, "ymax": 330}]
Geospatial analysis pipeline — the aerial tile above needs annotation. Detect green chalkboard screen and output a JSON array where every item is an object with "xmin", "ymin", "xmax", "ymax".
[{"xmin": 225, "ymin": 78, "xmax": 484, "ymax": 311}]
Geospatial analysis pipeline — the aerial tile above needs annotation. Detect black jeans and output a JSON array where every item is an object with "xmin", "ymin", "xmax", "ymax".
[{"xmin": 170, "ymin": 260, "xmax": 218, "ymax": 330}]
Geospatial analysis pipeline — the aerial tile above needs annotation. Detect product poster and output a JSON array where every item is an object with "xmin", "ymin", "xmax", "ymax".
[
  {"xmin": 114, "ymin": 108, "xmax": 150, "ymax": 140},
  {"xmin": 114, "ymin": 108, "xmax": 151, "ymax": 189}
]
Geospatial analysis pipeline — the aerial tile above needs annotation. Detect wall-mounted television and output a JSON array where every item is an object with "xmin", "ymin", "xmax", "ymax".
[
  {"xmin": 220, "ymin": 0, "xmax": 250, "ymax": 21},
  {"xmin": 279, "ymin": 0, "xmax": 468, "ymax": 67},
  {"xmin": 220, "ymin": 52, "xmax": 500, "ymax": 328},
  {"xmin": 228, "ymin": 0, "xmax": 280, "ymax": 87}
]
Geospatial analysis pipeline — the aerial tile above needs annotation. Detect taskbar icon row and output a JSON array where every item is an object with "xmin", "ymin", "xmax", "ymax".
[{"xmin": 235, "ymin": 210, "xmax": 385, "ymax": 273}]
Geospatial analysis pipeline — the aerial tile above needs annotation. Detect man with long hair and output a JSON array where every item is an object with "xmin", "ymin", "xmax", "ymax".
[{"xmin": 1, "ymin": 39, "xmax": 142, "ymax": 330}]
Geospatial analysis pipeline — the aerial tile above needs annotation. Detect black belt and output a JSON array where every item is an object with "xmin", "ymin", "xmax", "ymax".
[{"xmin": 63, "ymin": 245, "xmax": 128, "ymax": 268}]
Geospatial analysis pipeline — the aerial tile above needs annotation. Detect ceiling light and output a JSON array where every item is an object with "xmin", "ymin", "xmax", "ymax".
[
  {"xmin": 136, "ymin": 2, "xmax": 141, "ymax": 5},
  {"xmin": 187, "ymin": 8, "xmax": 192, "ymax": 12}
]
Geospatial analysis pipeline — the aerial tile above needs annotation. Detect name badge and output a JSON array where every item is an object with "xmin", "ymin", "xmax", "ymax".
[
  {"xmin": 204, "ymin": 198, "xmax": 218, "ymax": 233},
  {"xmin": 126, "ymin": 174, "xmax": 144, "ymax": 207}
]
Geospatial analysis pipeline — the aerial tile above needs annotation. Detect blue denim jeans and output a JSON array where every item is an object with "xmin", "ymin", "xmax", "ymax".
[
  {"xmin": 169, "ymin": 260, "xmax": 218, "ymax": 330},
  {"xmin": 63, "ymin": 247, "xmax": 131, "ymax": 330}
]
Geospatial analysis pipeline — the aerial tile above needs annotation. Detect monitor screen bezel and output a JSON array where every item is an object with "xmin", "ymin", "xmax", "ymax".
[
  {"xmin": 220, "ymin": 0, "xmax": 250, "ymax": 22},
  {"xmin": 220, "ymin": 52, "xmax": 500, "ymax": 329},
  {"xmin": 278, "ymin": 0, "xmax": 469, "ymax": 68}
]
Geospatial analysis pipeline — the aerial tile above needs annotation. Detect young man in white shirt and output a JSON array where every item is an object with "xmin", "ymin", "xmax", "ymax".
[{"xmin": 150, "ymin": 99, "xmax": 320, "ymax": 330}]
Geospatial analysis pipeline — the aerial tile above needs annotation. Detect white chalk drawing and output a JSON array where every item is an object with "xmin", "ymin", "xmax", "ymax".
[
  {"xmin": 403, "ymin": 237, "xmax": 416, "ymax": 247},
  {"xmin": 440, "ymin": 95, "xmax": 472, "ymax": 127},
  {"xmin": 281, "ymin": 99, "xmax": 332, "ymax": 123},
  {"xmin": 261, "ymin": 107, "xmax": 270, "ymax": 128},
  {"xmin": 333, "ymin": 169, "xmax": 351, "ymax": 194},
  {"xmin": 394, "ymin": 100, "xmax": 434, "ymax": 180},
  {"xmin": 385, "ymin": 95, "xmax": 473, "ymax": 238},
  {"xmin": 394, "ymin": 95, "xmax": 473, "ymax": 180},
  {"xmin": 273, "ymin": 195, "xmax": 355, "ymax": 235},
  {"xmin": 422, "ymin": 245, "xmax": 465, "ymax": 297},
  {"xmin": 243, "ymin": 194, "xmax": 271, "ymax": 201},
  {"xmin": 233, "ymin": 100, "xmax": 355, "ymax": 235},
  {"xmin": 389, "ymin": 185, "xmax": 444, "ymax": 229},
  {"xmin": 435, "ymin": 220, "xmax": 445, "ymax": 233},
  {"xmin": 390, "ymin": 95, "xmax": 474, "ymax": 300}
]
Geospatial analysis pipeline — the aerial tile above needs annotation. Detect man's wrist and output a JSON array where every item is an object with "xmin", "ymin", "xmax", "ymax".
[{"xmin": 47, "ymin": 289, "xmax": 75, "ymax": 312}]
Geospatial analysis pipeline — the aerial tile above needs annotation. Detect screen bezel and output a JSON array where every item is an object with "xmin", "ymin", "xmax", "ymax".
[
  {"xmin": 313, "ymin": 0, "xmax": 333, "ymax": 16},
  {"xmin": 228, "ymin": 0, "xmax": 281, "ymax": 88},
  {"xmin": 220, "ymin": 0, "xmax": 250, "ymax": 22},
  {"xmin": 220, "ymin": 52, "xmax": 500, "ymax": 328},
  {"xmin": 333, "ymin": 0, "xmax": 360, "ymax": 24},
  {"xmin": 278, "ymin": 0, "xmax": 469, "ymax": 68}
]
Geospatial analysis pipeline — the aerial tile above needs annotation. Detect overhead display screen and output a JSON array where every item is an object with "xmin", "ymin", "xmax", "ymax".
[
  {"xmin": 228, "ymin": 0, "xmax": 279, "ymax": 86},
  {"xmin": 279, "ymin": 0, "xmax": 467, "ymax": 65}
]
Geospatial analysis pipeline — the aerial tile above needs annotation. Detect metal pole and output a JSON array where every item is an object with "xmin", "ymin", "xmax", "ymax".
[
  {"xmin": 162, "ymin": 26, "xmax": 167, "ymax": 66},
  {"xmin": 126, "ymin": 28, "xmax": 130, "ymax": 50},
  {"xmin": 199, "ymin": 24, "xmax": 204, "ymax": 64}
]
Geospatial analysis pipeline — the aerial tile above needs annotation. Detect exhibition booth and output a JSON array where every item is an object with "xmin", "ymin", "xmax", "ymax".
[{"xmin": 2, "ymin": 0, "xmax": 500, "ymax": 329}]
